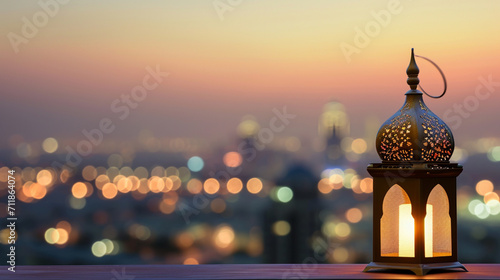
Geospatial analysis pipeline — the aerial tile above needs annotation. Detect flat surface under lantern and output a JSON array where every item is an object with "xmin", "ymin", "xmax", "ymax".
[{"xmin": 0, "ymin": 264, "xmax": 498, "ymax": 279}]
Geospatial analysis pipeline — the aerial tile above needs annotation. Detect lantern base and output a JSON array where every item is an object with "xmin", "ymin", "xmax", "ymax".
[{"xmin": 363, "ymin": 261, "xmax": 467, "ymax": 276}]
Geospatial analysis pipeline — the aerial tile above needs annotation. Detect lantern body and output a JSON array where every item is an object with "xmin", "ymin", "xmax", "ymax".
[
  {"xmin": 363, "ymin": 49, "xmax": 467, "ymax": 276},
  {"xmin": 364, "ymin": 162, "xmax": 466, "ymax": 275}
]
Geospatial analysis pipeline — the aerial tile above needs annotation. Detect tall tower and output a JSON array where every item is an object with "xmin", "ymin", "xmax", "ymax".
[
  {"xmin": 319, "ymin": 101, "xmax": 350, "ymax": 168},
  {"xmin": 237, "ymin": 115, "xmax": 260, "ymax": 149}
]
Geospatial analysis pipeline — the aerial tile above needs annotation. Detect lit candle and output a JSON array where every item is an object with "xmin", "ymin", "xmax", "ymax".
[
  {"xmin": 398, "ymin": 204, "xmax": 433, "ymax": 257},
  {"xmin": 425, "ymin": 204, "xmax": 433, "ymax": 257},
  {"xmin": 399, "ymin": 204, "xmax": 414, "ymax": 257}
]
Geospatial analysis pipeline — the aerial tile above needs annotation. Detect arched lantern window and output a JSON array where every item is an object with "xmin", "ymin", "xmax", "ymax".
[
  {"xmin": 426, "ymin": 184, "xmax": 452, "ymax": 257},
  {"xmin": 380, "ymin": 184, "xmax": 412, "ymax": 257}
]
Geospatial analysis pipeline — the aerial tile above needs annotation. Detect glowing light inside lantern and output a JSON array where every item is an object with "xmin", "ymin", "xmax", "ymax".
[
  {"xmin": 398, "ymin": 204, "xmax": 433, "ymax": 257},
  {"xmin": 424, "ymin": 204, "xmax": 433, "ymax": 258},
  {"xmin": 399, "ymin": 204, "xmax": 415, "ymax": 257}
]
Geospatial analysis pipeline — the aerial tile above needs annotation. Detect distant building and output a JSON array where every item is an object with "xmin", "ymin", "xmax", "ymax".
[
  {"xmin": 263, "ymin": 164, "xmax": 321, "ymax": 263},
  {"xmin": 319, "ymin": 101, "xmax": 350, "ymax": 168}
]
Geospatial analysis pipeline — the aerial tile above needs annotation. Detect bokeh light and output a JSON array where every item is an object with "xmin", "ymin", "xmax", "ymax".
[
  {"xmin": 102, "ymin": 239, "xmax": 114, "ymax": 254},
  {"xmin": 214, "ymin": 225, "xmax": 235, "ymax": 249},
  {"xmin": 56, "ymin": 221, "xmax": 72, "ymax": 234},
  {"xmin": 350, "ymin": 176, "xmax": 362, "ymax": 194},
  {"xmin": 178, "ymin": 167, "xmax": 191, "ymax": 182},
  {"xmin": 69, "ymin": 197, "xmax": 86, "ymax": 209},
  {"xmin": 187, "ymin": 178, "xmax": 203, "ymax": 194},
  {"xmin": 117, "ymin": 177, "xmax": 133, "ymax": 193},
  {"xmin": 474, "ymin": 203, "xmax": 490, "ymax": 219},
  {"xmin": 210, "ymin": 198, "xmax": 226, "ymax": 213},
  {"xmin": 223, "ymin": 152, "xmax": 243, "ymax": 168},
  {"xmin": 237, "ymin": 117, "xmax": 260, "ymax": 138},
  {"xmin": 468, "ymin": 199, "xmax": 482, "ymax": 215},
  {"xmin": 203, "ymin": 178, "xmax": 220, "ymax": 194},
  {"xmin": 169, "ymin": 175, "xmax": 181, "ymax": 191},
  {"xmin": 332, "ymin": 247, "xmax": 349, "ymax": 263},
  {"xmin": 176, "ymin": 232, "xmax": 194, "ymax": 249},
  {"xmin": 151, "ymin": 166, "xmax": 165, "ymax": 177},
  {"xmin": 0, "ymin": 167, "xmax": 11, "ymax": 182},
  {"xmin": 107, "ymin": 154, "xmax": 123, "ymax": 168},
  {"xmin": 359, "ymin": 178, "xmax": 373, "ymax": 193},
  {"xmin": 148, "ymin": 176, "xmax": 165, "ymax": 193},
  {"xmin": 22, "ymin": 167, "xmax": 35, "ymax": 182},
  {"xmin": 91, "ymin": 241, "xmax": 107, "ymax": 257},
  {"xmin": 119, "ymin": 166, "xmax": 134, "ymax": 177},
  {"xmin": 487, "ymin": 146, "xmax": 500, "ymax": 162},
  {"xmin": 351, "ymin": 138, "xmax": 367, "ymax": 154},
  {"xmin": 487, "ymin": 200, "xmax": 500, "ymax": 215},
  {"xmin": 334, "ymin": 222, "xmax": 351, "ymax": 238},
  {"xmin": 107, "ymin": 167, "xmax": 120, "ymax": 182},
  {"xmin": 30, "ymin": 183, "xmax": 47, "ymax": 199},
  {"xmin": 129, "ymin": 224, "xmax": 151, "ymax": 241},
  {"xmin": 276, "ymin": 186, "xmax": 293, "ymax": 203},
  {"xmin": 247, "ymin": 178, "xmax": 263, "ymax": 194},
  {"xmin": 45, "ymin": 228, "xmax": 59, "ymax": 245},
  {"xmin": 36, "ymin": 169, "xmax": 53, "ymax": 186},
  {"xmin": 165, "ymin": 166, "xmax": 179, "ymax": 177},
  {"xmin": 451, "ymin": 148, "xmax": 468, "ymax": 162},
  {"xmin": 137, "ymin": 178, "xmax": 149, "ymax": 194},
  {"xmin": 102, "ymin": 183, "xmax": 118, "ymax": 199},
  {"xmin": 16, "ymin": 143, "xmax": 32, "ymax": 158},
  {"xmin": 42, "ymin": 137, "xmax": 58, "ymax": 153},
  {"xmin": 329, "ymin": 175, "xmax": 343, "ymax": 190},
  {"xmin": 82, "ymin": 165, "xmax": 97, "ymax": 181},
  {"xmin": 318, "ymin": 178, "xmax": 333, "ymax": 194},
  {"xmin": 55, "ymin": 228, "xmax": 69, "ymax": 245},
  {"xmin": 187, "ymin": 156, "xmax": 204, "ymax": 172},
  {"xmin": 484, "ymin": 192, "xmax": 499, "ymax": 204},
  {"xmin": 162, "ymin": 177, "xmax": 174, "ymax": 192},
  {"xmin": 0, "ymin": 229, "xmax": 12, "ymax": 245},
  {"xmin": 345, "ymin": 208, "xmax": 363, "ymax": 223},
  {"xmin": 272, "ymin": 220, "xmax": 291, "ymax": 236},
  {"xmin": 134, "ymin": 167, "xmax": 149, "ymax": 179},
  {"xmin": 227, "ymin": 178, "xmax": 243, "ymax": 194},
  {"xmin": 183, "ymin": 258, "xmax": 199, "ymax": 265},
  {"xmin": 72, "ymin": 182, "xmax": 88, "ymax": 199},
  {"xmin": 159, "ymin": 200, "xmax": 176, "ymax": 214},
  {"xmin": 322, "ymin": 220, "xmax": 336, "ymax": 237},
  {"xmin": 476, "ymin": 180, "xmax": 494, "ymax": 196},
  {"xmin": 95, "ymin": 174, "xmax": 110, "ymax": 190}
]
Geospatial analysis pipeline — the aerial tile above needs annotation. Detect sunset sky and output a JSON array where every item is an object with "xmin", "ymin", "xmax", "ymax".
[{"xmin": 1, "ymin": 0, "xmax": 500, "ymax": 148}]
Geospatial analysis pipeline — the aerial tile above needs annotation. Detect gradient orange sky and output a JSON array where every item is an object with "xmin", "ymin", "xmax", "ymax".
[{"xmin": 1, "ymin": 0, "xmax": 500, "ymax": 147}]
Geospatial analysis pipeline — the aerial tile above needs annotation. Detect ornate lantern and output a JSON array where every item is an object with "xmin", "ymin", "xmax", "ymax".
[{"xmin": 363, "ymin": 49, "xmax": 467, "ymax": 276}]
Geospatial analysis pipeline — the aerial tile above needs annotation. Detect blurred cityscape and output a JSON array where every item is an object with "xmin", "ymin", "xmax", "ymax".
[{"xmin": 1, "ymin": 101, "xmax": 500, "ymax": 265}]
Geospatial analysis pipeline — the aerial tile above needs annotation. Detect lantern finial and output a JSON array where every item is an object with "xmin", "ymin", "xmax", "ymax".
[
  {"xmin": 375, "ymin": 48, "xmax": 455, "ymax": 162},
  {"xmin": 407, "ymin": 48, "xmax": 420, "ymax": 90}
]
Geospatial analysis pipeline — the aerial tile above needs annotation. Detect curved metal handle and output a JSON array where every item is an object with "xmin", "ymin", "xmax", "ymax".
[{"xmin": 415, "ymin": 54, "xmax": 447, "ymax": 99}]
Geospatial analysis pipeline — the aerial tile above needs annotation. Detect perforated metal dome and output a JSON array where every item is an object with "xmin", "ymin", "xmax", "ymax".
[{"xmin": 375, "ymin": 49, "xmax": 454, "ymax": 162}]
